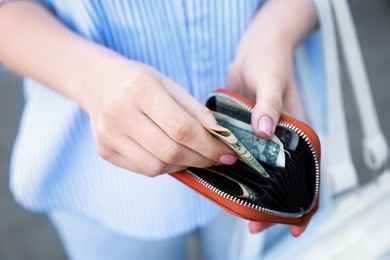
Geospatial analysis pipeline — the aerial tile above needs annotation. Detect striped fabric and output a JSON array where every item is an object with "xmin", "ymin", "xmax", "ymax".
[{"xmin": 9, "ymin": 0, "xmax": 324, "ymax": 239}]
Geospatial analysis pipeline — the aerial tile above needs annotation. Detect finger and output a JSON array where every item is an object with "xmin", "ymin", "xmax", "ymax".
[
  {"xmin": 164, "ymin": 81, "xmax": 219, "ymax": 127},
  {"xmin": 283, "ymin": 82, "xmax": 308, "ymax": 123},
  {"xmin": 226, "ymin": 62, "xmax": 247, "ymax": 96},
  {"xmin": 98, "ymin": 132, "xmax": 186, "ymax": 176},
  {"xmin": 289, "ymin": 223, "xmax": 308, "ymax": 237},
  {"xmin": 109, "ymin": 152, "xmax": 186, "ymax": 176},
  {"xmin": 251, "ymin": 79, "xmax": 284, "ymax": 139},
  {"xmin": 124, "ymin": 111, "xmax": 217, "ymax": 169},
  {"xmin": 93, "ymin": 116, "xmax": 186, "ymax": 175},
  {"xmin": 226, "ymin": 61, "xmax": 258, "ymax": 100},
  {"xmin": 137, "ymin": 82, "xmax": 237, "ymax": 165},
  {"xmin": 248, "ymin": 221, "xmax": 274, "ymax": 234}
]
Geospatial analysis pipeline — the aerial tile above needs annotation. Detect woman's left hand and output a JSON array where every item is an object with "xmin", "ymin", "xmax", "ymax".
[
  {"xmin": 227, "ymin": 38, "xmax": 309, "ymax": 238},
  {"xmin": 227, "ymin": 39, "xmax": 307, "ymax": 139},
  {"xmin": 226, "ymin": 0, "xmax": 318, "ymax": 237}
]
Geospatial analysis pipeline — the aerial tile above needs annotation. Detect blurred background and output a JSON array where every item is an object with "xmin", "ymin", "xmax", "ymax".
[{"xmin": 0, "ymin": 0, "xmax": 389, "ymax": 259}]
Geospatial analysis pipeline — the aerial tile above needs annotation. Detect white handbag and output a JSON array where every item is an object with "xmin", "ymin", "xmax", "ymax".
[{"xmin": 229, "ymin": 0, "xmax": 390, "ymax": 259}]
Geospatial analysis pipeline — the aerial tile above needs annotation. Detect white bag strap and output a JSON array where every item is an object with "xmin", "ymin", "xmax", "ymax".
[
  {"xmin": 314, "ymin": 0, "xmax": 359, "ymax": 195},
  {"xmin": 314, "ymin": 0, "xmax": 389, "ymax": 195},
  {"xmin": 330, "ymin": 0, "xmax": 389, "ymax": 171}
]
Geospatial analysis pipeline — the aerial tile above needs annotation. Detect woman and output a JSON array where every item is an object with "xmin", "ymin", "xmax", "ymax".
[{"xmin": 0, "ymin": 0, "xmax": 322, "ymax": 259}]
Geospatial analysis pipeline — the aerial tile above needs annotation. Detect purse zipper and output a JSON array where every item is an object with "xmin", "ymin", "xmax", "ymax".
[{"xmin": 186, "ymin": 92, "xmax": 320, "ymax": 218}]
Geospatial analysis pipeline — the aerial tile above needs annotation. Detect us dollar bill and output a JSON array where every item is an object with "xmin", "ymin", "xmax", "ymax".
[
  {"xmin": 212, "ymin": 111, "xmax": 286, "ymax": 168},
  {"xmin": 206, "ymin": 167, "xmax": 258, "ymax": 201},
  {"xmin": 214, "ymin": 94, "xmax": 299, "ymax": 151},
  {"xmin": 215, "ymin": 95, "xmax": 252, "ymax": 124},
  {"xmin": 203, "ymin": 124, "xmax": 270, "ymax": 177},
  {"xmin": 275, "ymin": 126, "xmax": 299, "ymax": 151}
]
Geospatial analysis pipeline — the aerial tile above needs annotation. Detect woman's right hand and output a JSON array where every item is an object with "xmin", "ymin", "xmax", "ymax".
[
  {"xmin": 0, "ymin": 2, "xmax": 235, "ymax": 177},
  {"xmin": 81, "ymin": 56, "xmax": 236, "ymax": 177}
]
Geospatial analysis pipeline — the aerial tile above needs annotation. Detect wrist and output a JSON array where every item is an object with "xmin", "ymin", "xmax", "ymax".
[
  {"xmin": 238, "ymin": 0, "xmax": 317, "ymax": 55},
  {"xmin": 234, "ymin": 30, "xmax": 294, "ymax": 71},
  {"xmin": 69, "ymin": 43, "xmax": 126, "ymax": 113}
]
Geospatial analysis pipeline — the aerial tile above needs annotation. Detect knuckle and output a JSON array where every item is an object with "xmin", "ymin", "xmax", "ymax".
[
  {"xmin": 169, "ymin": 119, "xmax": 194, "ymax": 143},
  {"xmin": 105, "ymin": 103, "xmax": 121, "ymax": 117},
  {"xmin": 122, "ymin": 72, "xmax": 155, "ymax": 97},
  {"xmin": 198, "ymin": 159, "xmax": 214, "ymax": 169},
  {"xmin": 199, "ymin": 106, "xmax": 212, "ymax": 118},
  {"xmin": 145, "ymin": 159, "xmax": 166, "ymax": 177},
  {"xmin": 96, "ymin": 143, "xmax": 115, "ymax": 161},
  {"xmin": 123, "ymin": 71, "xmax": 150, "ymax": 86},
  {"xmin": 93, "ymin": 118, "xmax": 116, "ymax": 161},
  {"xmin": 102, "ymin": 95, "xmax": 127, "ymax": 118},
  {"xmin": 265, "ymin": 97, "xmax": 283, "ymax": 114},
  {"xmin": 93, "ymin": 116, "xmax": 111, "ymax": 140},
  {"xmin": 159, "ymin": 141, "xmax": 184, "ymax": 164}
]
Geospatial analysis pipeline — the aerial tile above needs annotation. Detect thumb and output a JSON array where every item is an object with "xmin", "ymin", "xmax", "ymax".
[{"xmin": 251, "ymin": 85, "xmax": 283, "ymax": 139}]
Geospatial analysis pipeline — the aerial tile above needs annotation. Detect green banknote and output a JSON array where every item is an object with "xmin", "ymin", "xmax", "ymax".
[
  {"xmin": 203, "ymin": 124, "xmax": 270, "ymax": 177},
  {"xmin": 206, "ymin": 167, "xmax": 259, "ymax": 200},
  {"xmin": 214, "ymin": 94, "xmax": 299, "ymax": 151},
  {"xmin": 213, "ymin": 111, "xmax": 286, "ymax": 168},
  {"xmin": 275, "ymin": 126, "xmax": 299, "ymax": 151},
  {"xmin": 215, "ymin": 95, "xmax": 252, "ymax": 124}
]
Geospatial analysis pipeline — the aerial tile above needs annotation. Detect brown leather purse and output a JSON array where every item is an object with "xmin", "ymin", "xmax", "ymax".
[{"xmin": 171, "ymin": 89, "xmax": 321, "ymax": 225}]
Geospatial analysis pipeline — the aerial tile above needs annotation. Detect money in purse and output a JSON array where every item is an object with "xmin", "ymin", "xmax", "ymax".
[
  {"xmin": 203, "ymin": 96, "xmax": 299, "ymax": 178},
  {"xmin": 171, "ymin": 89, "xmax": 321, "ymax": 223}
]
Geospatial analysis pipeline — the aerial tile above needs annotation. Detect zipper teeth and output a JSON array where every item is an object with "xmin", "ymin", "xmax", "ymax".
[
  {"xmin": 189, "ymin": 92, "xmax": 320, "ymax": 218},
  {"xmin": 186, "ymin": 170, "xmax": 302, "ymax": 218},
  {"xmin": 278, "ymin": 122, "xmax": 320, "ymax": 215}
]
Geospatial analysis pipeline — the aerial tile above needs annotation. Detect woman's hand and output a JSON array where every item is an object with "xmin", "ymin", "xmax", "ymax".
[
  {"xmin": 227, "ymin": 0, "xmax": 317, "ymax": 237},
  {"xmin": 228, "ymin": 40, "xmax": 307, "ymax": 138},
  {"xmin": 83, "ymin": 58, "xmax": 236, "ymax": 177},
  {"xmin": 0, "ymin": 2, "xmax": 237, "ymax": 177},
  {"xmin": 228, "ymin": 35, "xmax": 310, "ymax": 238}
]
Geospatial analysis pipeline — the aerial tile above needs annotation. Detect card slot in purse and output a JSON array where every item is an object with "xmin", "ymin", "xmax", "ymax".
[{"xmin": 188, "ymin": 140, "xmax": 314, "ymax": 214}]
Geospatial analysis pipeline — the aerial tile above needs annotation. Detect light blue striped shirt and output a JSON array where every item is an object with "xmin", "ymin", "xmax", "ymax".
[{"xmin": 10, "ymin": 0, "xmax": 324, "ymax": 239}]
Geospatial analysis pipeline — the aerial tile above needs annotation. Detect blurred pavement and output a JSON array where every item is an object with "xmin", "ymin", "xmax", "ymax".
[{"xmin": 0, "ymin": 0, "xmax": 389, "ymax": 259}]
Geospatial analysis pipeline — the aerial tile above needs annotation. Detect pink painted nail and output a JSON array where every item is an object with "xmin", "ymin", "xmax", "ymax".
[
  {"xmin": 257, "ymin": 116, "xmax": 273, "ymax": 138},
  {"xmin": 218, "ymin": 154, "xmax": 237, "ymax": 165}
]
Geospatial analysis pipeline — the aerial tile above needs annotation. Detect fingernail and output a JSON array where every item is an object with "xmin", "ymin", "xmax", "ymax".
[
  {"xmin": 218, "ymin": 154, "xmax": 237, "ymax": 165},
  {"xmin": 257, "ymin": 116, "xmax": 273, "ymax": 138}
]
